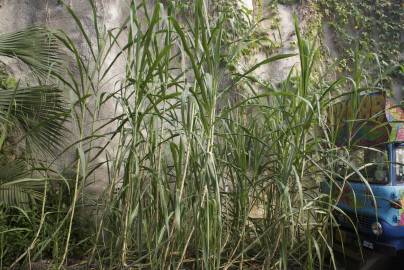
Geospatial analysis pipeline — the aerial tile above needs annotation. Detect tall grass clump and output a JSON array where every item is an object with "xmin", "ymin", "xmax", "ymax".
[
  {"xmin": 77, "ymin": 1, "xmax": 342, "ymax": 269},
  {"xmin": 0, "ymin": 0, "xmax": 363, "ymax": 269}
]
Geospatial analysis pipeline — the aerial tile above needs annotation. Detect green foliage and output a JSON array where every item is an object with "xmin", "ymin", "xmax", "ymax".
[
  {"xmin": 48, "ymin": 1, "xmax": 341, "ymax": 269},
  {"xmin": 0, "ymin": 206, "xmax": 35, "ymax": 267},
  {"xmin": 0, "ymin": 27, "xmax": 63, "ymax": 76},
  {"xmin": 0, "ymin": 27, "xmax": 67, "ymax": 157},
  {"xmin": 318, "ymin": 0, "xmax": 402, "ymax": 72},
  {"xmin": 205, "ymin": 0, "xmax": 271, "ymax": 70},
  {"xmin": 0, "ymin": 26, "xmax": 69, "ymax": 268},
  {"xmin": 0, "ymin": 1, "xmax": 382, "ymax": 269}
]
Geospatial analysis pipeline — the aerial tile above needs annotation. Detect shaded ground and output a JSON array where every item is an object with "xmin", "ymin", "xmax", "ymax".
[
  {"xmin": 336, "ymin": 250, "xmax": 404, "ymax": 270},
  {"xmin": 15, "ymin": 253, "xmax": 404, "ymax": 270}
]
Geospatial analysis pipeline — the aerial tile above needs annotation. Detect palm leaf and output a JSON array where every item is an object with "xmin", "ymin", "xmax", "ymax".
[
  {"xmin": 0, "ymin": 159, "xmax": 27, "ymax": 181},
  {"xmin": 0, "ymin": 27, "xmax": 63, "ymax": 76},
  {"xmin": 0, "ymin": 185, "xmax": 35, "ymax": 208},
  {"xmin": 0, "ymin": 85, "xmax": 68, "ymax": 157},
  {"xmin": 0, "ymin": 160, "xmax": 38, "ymax": 208}
]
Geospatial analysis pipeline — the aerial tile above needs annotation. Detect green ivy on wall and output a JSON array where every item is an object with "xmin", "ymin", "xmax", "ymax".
[{"xmin": 317, "ymin": 0, "xmax": 402, "ymax": 73}]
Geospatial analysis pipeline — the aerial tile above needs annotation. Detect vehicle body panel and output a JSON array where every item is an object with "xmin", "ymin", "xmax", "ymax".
[{"xmin": 324, "ymin": 91, "xmax": 404, "ymax": 252}]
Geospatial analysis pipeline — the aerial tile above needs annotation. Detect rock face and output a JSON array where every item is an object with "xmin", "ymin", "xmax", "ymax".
[{"xmin": 0, "ymin": 0, "xmax": 127, "ymax": 30}]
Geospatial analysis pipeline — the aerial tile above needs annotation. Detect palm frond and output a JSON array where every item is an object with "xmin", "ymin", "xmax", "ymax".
[
  {"xmin": 0, "ymin": 159, "xmax": 27, "ymax": 181},
  {"xmin": 0, "ymin": 85, "xmax": 68, "ymax": 157},
  {"xmin": 0, "ymin": 186, "xmax": 33, "ymax": 208},
  {"xmin": 0, "ymin": 27, "xmax": 63, "ymax": 76},
  {"xmin": 0, "ymin": 160, "xmax": 38, "ymax": 208}
]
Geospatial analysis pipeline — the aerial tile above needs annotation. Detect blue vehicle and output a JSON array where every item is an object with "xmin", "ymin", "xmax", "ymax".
[{"xmin": 322, "ymin": 92, "xmax": 404, "ymax": 255}]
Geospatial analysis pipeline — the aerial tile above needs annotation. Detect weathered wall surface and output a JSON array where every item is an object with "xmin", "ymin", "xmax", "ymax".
[
  {"xmin": 0, "ymin": 0, "xmax": 128, "ymax": 31},
  {"xmin": 0, "ymin": 0, "xmax": 304, "ymax": 84},
  {"xmin": 254, "ymin": 3, "xmax": 300, "ymax": 85}
]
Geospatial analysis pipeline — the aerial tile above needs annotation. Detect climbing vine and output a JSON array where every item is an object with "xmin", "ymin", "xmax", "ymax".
[
  {"xmin": 317, "ymin": 0, "xmax": 403, "ymax": 73},
  {"xmin": 208, "ymin": 0, "xmax": 276, "ymax": 71}
]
